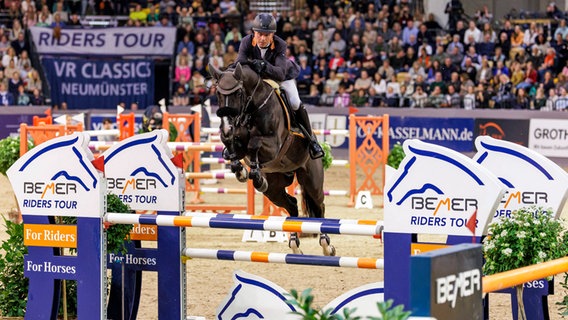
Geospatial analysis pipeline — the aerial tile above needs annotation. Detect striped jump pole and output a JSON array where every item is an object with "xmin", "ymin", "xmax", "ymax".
[
  {"xmin": 105, "ymin": 213, "xmax": 382, "ymax": 236},
  {"xmin": 200, "ymin": 157, "xmax": 349, "ymax": 167},
  {"xmin": 183, "ymin": 211, "xmax": 383, "ymax": 226},
  {"xmin": 182, "ymin": 248, "xmax": 384, "ymax": 269},
  {"xmin": 186, "ymin": 172, "xmax": 236, "ymax": 179},
  {"xmin": 200, "ymin": 128, "xmax": 350, "ymax": 137}
]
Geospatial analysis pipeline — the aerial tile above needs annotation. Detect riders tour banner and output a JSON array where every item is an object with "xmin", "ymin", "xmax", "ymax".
[
  {"xmin": 42, "ymin": 58, "xmax": 154, "ymax": 109},
  {"xmin": 29, "ymin": 27, "xmax": 176, "ymax": 56}
]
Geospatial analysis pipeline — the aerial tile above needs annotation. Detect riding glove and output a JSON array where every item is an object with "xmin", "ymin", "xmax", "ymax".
[{"xmin": 251, "ymin": 59, "xmax": 267, "ymax": 74}]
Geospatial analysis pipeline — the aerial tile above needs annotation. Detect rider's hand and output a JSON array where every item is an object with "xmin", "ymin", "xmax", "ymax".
[{"xmin": 251, "ymin": 59, "xmax": 266, "ymax": 73}]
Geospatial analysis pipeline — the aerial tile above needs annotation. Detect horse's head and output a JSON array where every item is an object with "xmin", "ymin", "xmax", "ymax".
[
  {"xmin": 209, "ymin": 62, "xmax": 263, "ymax": 160},
  {"xmin": 209, "ymin": 62, "xmax": 260, "ymax": 118},
  {"xmin": 216, "ymin": 270, "xmax": 297, "ymax": 319}
]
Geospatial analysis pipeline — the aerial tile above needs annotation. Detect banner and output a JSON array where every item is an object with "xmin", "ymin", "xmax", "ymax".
[
  {"xmin": 42, "ymin": 58, "xmax": 154, "ymax": 109},
  {"xmin": 474, "ymin": 118, "xmax": 530, "ymax": 146},
  {"xmin": 30, "ymin": 27, "xmax": 176, "ymax": 56},
  {"xmin": 528, "ymin": 118, "xmax": 568, "ymax": 157},
  {"xmin": 378, "ymin": 117, "xmax": 475, "ymax": 152}
]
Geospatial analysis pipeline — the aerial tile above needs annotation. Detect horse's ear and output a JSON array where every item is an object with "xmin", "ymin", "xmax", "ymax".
[
  {"xmin": 208, "ymin": 62, "xmax": 222, "ymax": 81},
  {"xmin": 234, "ymin": 63, "xmax": 243, "ymax": 81}
]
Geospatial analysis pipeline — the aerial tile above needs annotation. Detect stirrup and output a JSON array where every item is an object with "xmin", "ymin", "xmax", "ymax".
[{"xmin": 309, "ymin": 140, "xmax": 324, "ymax": 159}]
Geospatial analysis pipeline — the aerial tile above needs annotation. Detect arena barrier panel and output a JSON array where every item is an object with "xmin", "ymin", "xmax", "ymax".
[{"xmin": 9, "ymin": 130, "xmax": 567, "ymax": 319}]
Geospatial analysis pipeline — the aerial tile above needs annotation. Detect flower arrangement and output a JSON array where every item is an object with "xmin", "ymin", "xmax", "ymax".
[
  {"xmin": 482, "ymin": 206, "xmax": 568, "ymax": 319},
  {"xmin": 483, "ymin": 206, "xmax": 568, "ymax": 275}
]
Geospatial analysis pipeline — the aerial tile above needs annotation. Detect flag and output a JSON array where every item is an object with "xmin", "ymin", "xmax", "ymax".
[
  {"xmin": 54, "ymin": 114, "xmax": 67, "ymax": 124},
  {"xmin": 71, "ymin": 113, "xmax": 85, "ymax": 125},
  {"xmin": 348, "ymin": 106, "xmax": 359, "ymax": 115},
  {"xmin": 466, "ymin": 209, "xmax": 477, "ymax": 235},
  {"xmin": 116, "ymin": 104, "xmax": 125, "ymax": 116}
]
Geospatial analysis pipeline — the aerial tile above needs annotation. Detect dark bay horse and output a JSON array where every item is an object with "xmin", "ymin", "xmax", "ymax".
[{"xmin": 208, "ymin": 62, "xmax": 335, "ymax": 256}]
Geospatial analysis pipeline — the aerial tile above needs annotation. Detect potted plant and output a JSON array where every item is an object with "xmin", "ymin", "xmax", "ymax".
[
  {"xmin": 0, "ymin": 217, "xmax": 27, "ymax": 318},
  {"xmin": 0, "ymin": 136, "xmax": 34, "ymax": 222},
  {"xmin": 482, "ymin": 206, "xmax": 568, "ymax": 320}
]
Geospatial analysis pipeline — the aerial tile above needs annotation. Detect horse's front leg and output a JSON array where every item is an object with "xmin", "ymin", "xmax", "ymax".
[{"xmin": 248, "ymin": 136, "xmax": 268, "ymax": 193}]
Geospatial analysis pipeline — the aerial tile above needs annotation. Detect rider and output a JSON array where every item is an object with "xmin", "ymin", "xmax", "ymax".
[{"xmin": 234, "ymin": 13, "xmax": 324, "ymax": 159}]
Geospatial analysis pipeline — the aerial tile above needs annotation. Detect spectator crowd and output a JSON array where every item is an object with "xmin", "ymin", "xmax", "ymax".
[{"xmin": 2, "ymin": 0, "xmax": 568, "ymax": 111}]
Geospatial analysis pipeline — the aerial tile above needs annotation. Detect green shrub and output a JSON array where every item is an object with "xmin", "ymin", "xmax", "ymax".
[
  {"xmin": 0, "ymin": 136, "xmax": 34, "ymax": 176},
  {"xmin": 0, "ymin": 217, "xmax": 28, "ymax": 316},
  {"xmin": 387, "ymin": 143, "xmax": 405, "ymax": 169}
]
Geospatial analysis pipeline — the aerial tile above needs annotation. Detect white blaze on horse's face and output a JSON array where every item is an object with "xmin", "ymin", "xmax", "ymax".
[{"xmin": 221, "ymin": 116, "xmax": 231, "ymax": 135}]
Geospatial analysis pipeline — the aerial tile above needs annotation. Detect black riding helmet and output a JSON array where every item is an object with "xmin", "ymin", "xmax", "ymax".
[{"xmin": 251, "ymin": 13, "xmax": 276, "ymax": 33}]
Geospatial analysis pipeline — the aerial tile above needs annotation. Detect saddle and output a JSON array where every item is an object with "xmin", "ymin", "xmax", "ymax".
[{"xmin": 262, "ymin": 79, "xmax": 303, "ymax": 137}]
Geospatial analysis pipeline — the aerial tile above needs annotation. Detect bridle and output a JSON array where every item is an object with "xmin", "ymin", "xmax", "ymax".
[{"xmin": 215, "ymin": 70, "xmax": 273, "ymax": 128}]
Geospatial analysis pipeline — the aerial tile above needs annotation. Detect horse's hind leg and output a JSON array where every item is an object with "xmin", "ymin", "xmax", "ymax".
[
  {"xmin": 295, "ymin": 159, "xmax": 336, "ymax": 256},
  {"xmin": 263, "ymin": 172, "xmax": 303, "ymax": 254}
]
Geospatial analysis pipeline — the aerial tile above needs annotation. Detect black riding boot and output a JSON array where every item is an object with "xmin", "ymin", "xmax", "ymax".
[{"xmin": 295, "ymin": 105, "xmax": 324, "ymax": 159}]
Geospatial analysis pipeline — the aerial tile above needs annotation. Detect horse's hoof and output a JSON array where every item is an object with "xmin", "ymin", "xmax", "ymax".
[
  {"xmin": 236, "ymin": 167, "xmax": 248, "ymax": 183},
  {"xmin": 254, "ymin": 178, "xmax": 268, "ymax": 193},
  {"xmin": 325, "ymin": 245, "xmax": 336, "ymax": 257}
]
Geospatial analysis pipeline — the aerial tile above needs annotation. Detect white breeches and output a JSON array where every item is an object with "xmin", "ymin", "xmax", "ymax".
[{"xmin": 280, "ymin": 79, "xmax": 301, "ymax": 110}]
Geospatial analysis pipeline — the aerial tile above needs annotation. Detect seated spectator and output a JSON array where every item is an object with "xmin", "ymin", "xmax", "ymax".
[
  {"xmin": 8, "ymin": 70, "xmax": 23, "ymax": 97},
  {"xmin": 17, "ymin": 50, "xmax": 31, "ymax": 71},
  {"xmin": 463, "ymin": 85, "xmax": 476, "ymax": 109},
  {"xmin": 384, "ymin": 85, "xmax": 399, "ymax": 107},
  {"xmin": 224, "ymin": 27, "xmax": 242, "ymax": 51},
  {"xmin": 429, "ymin": 71, "xmax": 447, "ymax": 94},
  {"xmin": 177, "ymin": 34, "xmax": 195, "ymax": 56},
  {"xmin": 409, "ymin": 61, "xmax": 426, "ymax": 80},
  {"xmin": 378, "ymin": 58, "xmax": 395, "ymax": 80},
  {"xmin": 328, "ymin": 50, "xmax": 345, "ymax": 72},
  {"xmin": 399, "ymin": 85, "xmax": 412, "ymax": 107},
  {"xmin": 189, "ymin": 70, "xmax": 206, "ymax": 103},
  {"xmin": 531, "ymin": 87, "xmax": 547, "ymax": 110},
  {"xmin": 464, "ymin": 20, "xmax": 482, "ymax": 46},
  {"xmin": 333, "ymin": 84, "xmax": 351, "ymax": 108},
  {"xmin": 53, "ymin": 0, "xmax": 69, "ymax": 22},
  {"xmin": 2, "ymin": 47, "xmax": 18, "ymax": 69},
  {"xmin": 446, "ymin": 84, "xmax": 462, "ymax": 108},
  {"xmin": 492, "ymin": 59, "xmax": 510, "ymax": 77},
  {"xmin": 476, "ymin": 57, "xmax": 492, "ymax": 84},
  {"xmin": 510, "ymin": 62, "xmax": 525, "ymax": 87},
  {"xmin": 339, "ymin": 70, "xmax": 354, "ymax": 94},
  {"xmin": 26, "ymin": 70, "xmax": 42, "ymax": 93},
  {"xmin": 50, "ymin": 12, "xmax": 66, "ymax": 29},
  {"xmin": 411, "ymin": 85, "xmax": 428, "ymax": 108},
  {"xmin": 0, "ymin": 82, "xmax": 14, "ymax": 105},
  {"xmin": 19, "ymin": 62, "xmax": 34, "ymax": 83},
  {"xmin": 209, "ymin": 48, "xmax": 224, "ymax": 69},
  {"xmin": 15, "ymin": 84, "xmax": 30, "ymax": 106},
  {"xmin": 325, "ymin": 70, "xmax": 341, "ymax": 95},
  {"xmin": 311, "ymin": 72, "xmax": 325, "ymax": 95},
  {"xmin": 172, "ymin": 86, "xmax": 189, "ymax": 107},
  {"xmin": 177, "ymin": 6, "xmax": 193, "ymax": 27},
  {"xmin": 354, "ymin": 70, "xmax": 372, "ymax": 91},
  {"xmin": 67, "ymin": 13, "xmax": 82, "ymax": 28},
  {"xmin": 297, "ymin": 56, "xmax": 312, "ymax": 95},
  {"xmin": 541, "ymin": 70, "xmax": 556, "ymax": 93},
  {"xmin": 426, "ymin": 86, "xmax": 449, "ymax": 108},
  {"xmin": 513, "ymin": 87, "xmax": 530, "ymax": 109},
  {"xmin": 475, "ymin": 84, "xmax": 492, "ymax": 108},
  {"xmin": 175, "ymin": 56, "xmax": 191, "ymax": 83},
  {"xmin": 351, "ymin": 88, "xmax": 369, "ymax": 107},
  {"xmin": 476, "ymin": 33, "xmax": 496, "ymax": 58},
  {"xmin": 37, "ymin": 5, "xmax": 53, "ymax": 26},
  {"xmin": 175, "ymin": 75, "xmax": 190, "ymax": 94},
  {"xmin": 319, "ymin": 85, "xmax": 336, "ymax": 107},
  {"xmin": 223, "ymin": 44, "xmax": 237, "ymax": 66},
  {"xmin": 491, "ymin": 74, "xmax": 513, "ymax": 108},
  {"xmin": 555, "ymin": 86, "xmax": 568, "ymax": 111},
  {"xmin": 545, "ymin": 88, "xmax": 558, "ymax": 111},
  {"xmin": 29, "ymin": 88, "xmax": 44, "ymax": 105},
  {"xmin": 11, "ymin": 32, "xmax": 29, "ymax": 57}
]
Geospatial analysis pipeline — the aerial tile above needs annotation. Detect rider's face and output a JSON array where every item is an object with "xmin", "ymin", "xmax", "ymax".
[{"xmin": 254, "ymin": 31, "xmax": 274, "ymax": 48}]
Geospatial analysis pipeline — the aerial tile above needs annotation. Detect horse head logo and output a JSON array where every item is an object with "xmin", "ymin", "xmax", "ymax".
[
  {"xmin": 474, "ymin": 136, "xmax": 568, "ymax": 219},
  {"xmin": 216, "ymin": 270, "xmax": 297, "ymax": 320},
  {"xmin": 16, "ymin": 134, "xmax": 99, "ymax": 190},
  {"xmin": 384, "ymin": 139, "xmax": 505, "ymax": 236},
  {"xmin": 7, "ymin": 132, "xmax": 102, "ymax": 217},
  {"xmin": 102, "ymin": 130, "xmax": 181, "ymax": 211}
]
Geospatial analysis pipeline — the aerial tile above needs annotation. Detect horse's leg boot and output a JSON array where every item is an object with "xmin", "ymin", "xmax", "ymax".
[{"xmin": 295, "ymin": 105, "xmax": 324, "ymax": 159}]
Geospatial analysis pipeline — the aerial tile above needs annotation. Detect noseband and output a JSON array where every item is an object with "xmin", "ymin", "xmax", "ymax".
[{"xmin": 216, "ymin": 72, "xmax": 273, "ymax": 127}]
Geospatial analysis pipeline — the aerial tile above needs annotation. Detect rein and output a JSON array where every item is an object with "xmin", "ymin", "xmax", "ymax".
[{"xmin": 219, "ymin": 72, "xmax": 273, "ymax": 128}]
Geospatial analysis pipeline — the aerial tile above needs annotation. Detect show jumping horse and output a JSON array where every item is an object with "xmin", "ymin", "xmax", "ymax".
[{"xmin": 208, "ymin": 62, "xmax": 335, "ymax": 256}]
